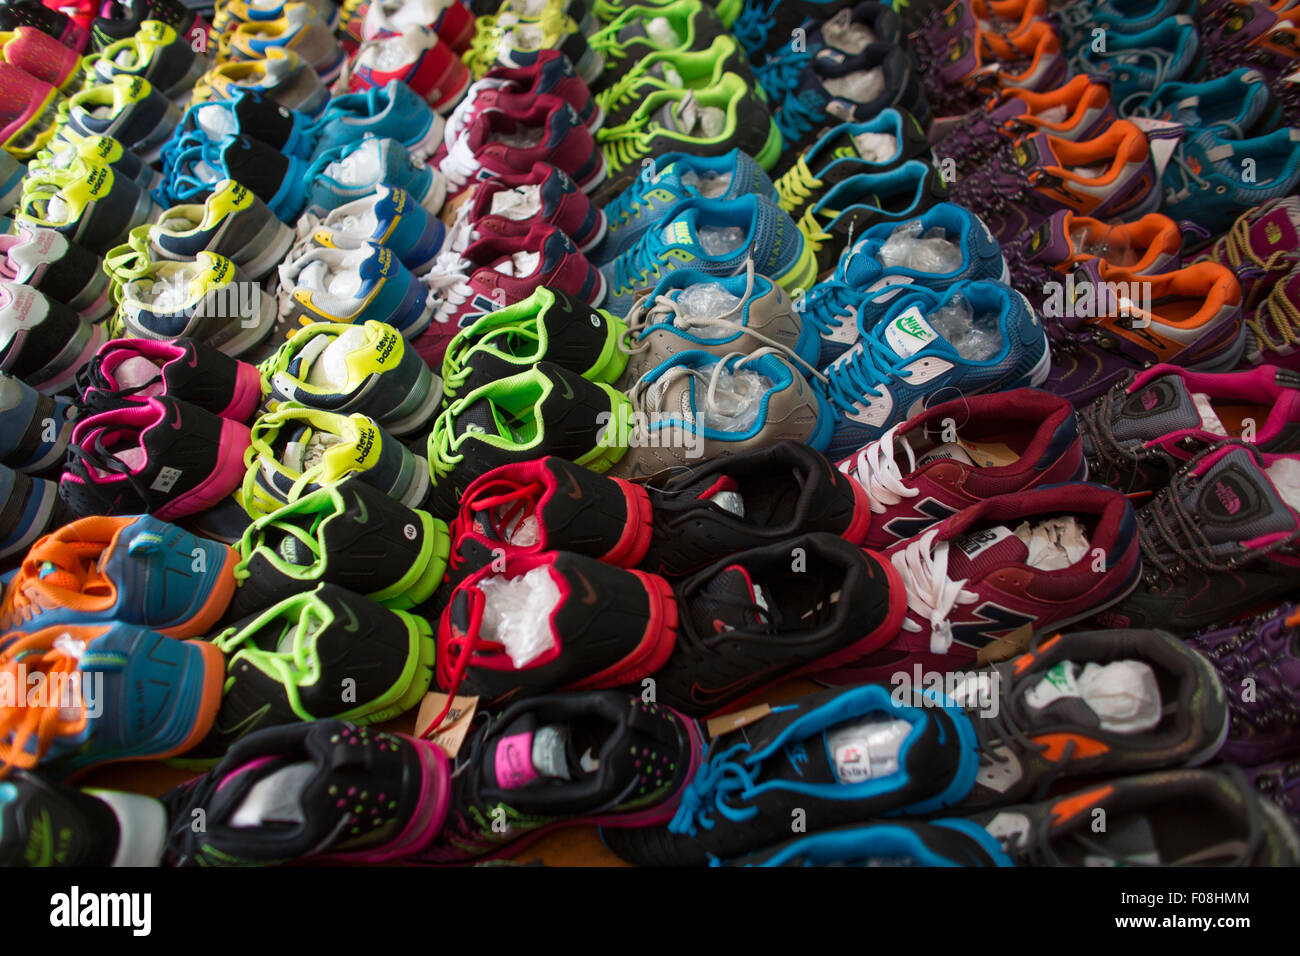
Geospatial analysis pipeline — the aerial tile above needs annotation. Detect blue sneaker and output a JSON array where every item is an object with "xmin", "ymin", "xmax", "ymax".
[
  {"xmin": 307, "ymin": 81, "xmax": 445, "ymax": 164},
  {"xmin": 178, "ymin": 90, "xmax": 317, "ymax": 161},
  {"xmin": 600, "ymin": 683, "xmax": 980, "ymax": 866},
  {"xmin": 0, "ymin": 372, "xmax": 77, "ymax": 473},
  {"xmin": 1130, "ymin": 68, "xmax": 1283, "ymax": 138},
  {"xmin": 805, "ymin": 203, "xmax": 1010, "ymax": 367},
  {"xmin": 155, "ymin": 131, "xmax": 310, "ymax": 223},
  {"xmin": 1055, "ymin": 0, "xmax": 1197, "ymax": 49},
  {"xmin": 0, "ymin": 513, "xmax": 238, "ymax": 641},
  {"xmin": 1072, "ymin": 16, "xmax": 1203, "ymax": 112},
  {"xmin": 599, "ymin": 194, "xmax": 815, "ymax": 318},
  {"xmin": 0, "ymin": 463, "xmax": 59, "ymax": 561},
  {"xmin": 304, "ymin": 136, "xmax": 447, "ymax": 219},
  {"xmin": 1164, "ymin": 126, "xmax": 1300, "ymax": 241},
  {"xmin": 816, "ymin": 280, "xmax": 1051, "ymax": 458},
  {"xmin": 595, "ymin": 147, "xmax": 777, "ymax": 266},
  {"xmin": 721, "ymin": 819, "xmax": 1014, "ymax": 867},
  {"xmin": 0, "ymin": 622, "xmax": 223, "ymax": 779},
  {"xmin": 753, "ymin": 1, "xmax": 905, "ymax": 101},
  {"xmin": 292, "ymin": 184, "xmax": 445, "ymax": 276}
]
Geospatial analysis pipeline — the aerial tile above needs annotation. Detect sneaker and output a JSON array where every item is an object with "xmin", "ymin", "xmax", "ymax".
[
  {"xmin": 587, "ymin": 0, "xmax": 722, "ymax": 85},
  {"xmin": 0, "ymin": 61, "xmax": 62, "ymax": 160},
  {"xmin": 950, "ymin": 120, "xmax": 1160, "ymax": 246},
  {"xmin": 838, "ymin": 388, "xmax": 1086, "ymax": 551},
  {"xmin": 425, "ymin": 361, "xmax": 631, "ymax": 519},
  {"xmin": 76, "ymin": 336, "xmax": 263, "ymax": 420},
  {"xmin": 0, "ymin": 372, "xmax": 77, "ymax": 473},
  {"xmin": 658, "ymin": 532, "xmax": 905, "ymax": 716},
  {"xmin": 83, "ymin": 19, "xmax": 209, "ymax": 99},
  {"xmin": 1091, "ymin": 443, "xmax": 1300, "ymax": 635},
  {"xmin": 214, "ymin": 0, "xmax": 340, "ymax": 33},
  {"xmin": 969, "ymin": 768, "xmax": 1300, "ymax": 866},
  {"xmin": 274, "ymin": 241, "xmax": 436, "ymax": 339},
  {"xmin": 141, "ymin": 179, "xmax": 294, "ymax": 281},
  {"xmin": 0, "ymin": 23, "xmax": 88, "ymax": 91},
  {"xmin": 720, "ymin": 819, "xmax": 1013, "ymax": 866},
  {"xmin": 0, "ymin": 771, "xmax": 167, "ymax": 866},
  {"xmin": 32, "ymin": 126, "xmax": 158, "ymax": 199},
  {"xmin": 601, "ymin": 683, "xmax": 977, "ymax": 866},
  {"xmin": 433, "ymin": 551, "xmax": 676, "ymax": 713},
  {"xmin": 1186, "ymin": 600, "xmax": 1300, "ymax": 767},
  {"xmin": 0, "ymin": 223, "xmax": 112, "ymax": 321},
  {"xmin": 1245, "ymin": 263, "xmax": 1300, "ymax": 370},
  {"xmin": 0, "ymin": 0, "xmax": 91, "ymax": 52},
  {"xmin": 0, "ymin": 279, "xmax": 105, "ymax": 395},
  {"xmin": 162, "ymin": 719, "xmax": 451, "ymax": 865},
  {"xmin": 595, "ymin": 34, "xmax": 753, "ymax": 132},
  {"xmin": 1163, "ymin": 127, "xmax": 1300, "ymax": 245},
  {"xmin": 61, "ymin": 75, "xmax": 181, "ymax": 165},
  {"xmin": 416, "ymin": 690, "xmax": 701, "ymax": 862},
  {"xmin": 445, "ymin": 162, "xmax": 605, "ymax": 255},
  {"xmin": 754, "ymin": 1, "xmax": 905, "ymax": 100},
  {"xmin": 362, "ymin": 0, "xmax": 475, "ymax": 49},
  {"xmin": 439, "ymin": 93, "xmax": 605, "ymax": 200},
  {"xmin": 346, "ymin": 25, "xmax": 470, "ymax": 112},
  {"xmin": 0, "ymin": 622, "xmax": 223, "ymax": 779},
  {"xmin": 594, "ymin": 148, "xmax": 777, "ymax": 267},
  {"xmin": 226, "ymin": 477, "xmax": 448, "ymax": 621},
  {"xmin": 617, "ymin": 264, "xmax": 817, "ymax": 388},
  {"xmin": 226, "ymin": 3, "xmax": 345, "ymax": 84},
  {"xmin": 1249, "ymin": 758, "xmax": 1300, "ymax": 833},
  {"xmin": 465, "ymin": 8, "xmax": 601, "ymax": 85},
  {"xmin": 0, "ymin": 147, "xmax": 24, "ymax": 213},
  {"xmin": 90, "ymin": 0, "xmax": 209, "ymax": 51},
  {"xmin": 1078, "ymin": 364, "xmax": 1300, "ymax": 495},
  {"xmin": 242, "ymin": 402, "xmax": 430, "ymax": 519},
  {"xmin": 1191, "ymin": 196, "xmax": 1300, "ymax": 310},
  {"xmin": 61, "ymin": 396, "xmax": 252, "ymax": 520},
  {"xmin": 293, "ymin": 185, "xmax": 445, "ymax": 276},
  {"xmin": 155, "ymin": 131, "xmax": 310, "ymax": 224},
  {"xmin": 0, "ymin": 464, "xmax": 61, "ymax": 559},
  {"xmin": 1043, "ymin": 262, "xmax": 1246, "ymax": 407},
  {"xmin": 305, "ymin": 136, "xmax": 447, "ymax": 219},
  {"xmin": 1054, "ymin": 0, "xmax": 1197, "ymax": 47},
  {"xmin": 815, "ymin": 481, "xmax": 1141, "ymax": 685},
  {"xmin": 262, "ymin": 321, "xmax": 444, "ymax": 433},
  {"xmin": 191, "ymin": 47, "xmax": 329, "ymax": 117},
  {"xmin": 600, "ymin": 195, "xmax": 814, "ymax": 318},
  {"xmin": 17, "ymin": 158, "xmax": 159, "ymax": 255},
  {"xmin": 817, "ymin": 281, "xmax": 1051, "ymax": 460},
  {"xmin": 189, "ymin": 584, "xmax": 433, "ymax": 762},
  {"xmin": 0, "ymin": 513, "xmax": 237, "ymax": 639},
  {"xmin": 1129, "ymin": 68, "xmax": 1283, "ymax": 140},
  {"xmin": 441, "ymin": 285, "xmax": 626, "ymax": 405},
  {"xmin": 452, "ymin": 48, "xmax": 601, "ymax": 136},
  {"xmin": 177, "ymin": 90, "xmax": 317, "ymax": 161},
  {"xmin": 309, "ymin": 84, "xmax": 444, "ymax": 165},
  {"xmin": 921, "ymin": 19, "xmax": 1065, "ymax": 122},
  {"xmin": 1074, "ymin": 16, "xmax": 1202, "ymax": 111}
]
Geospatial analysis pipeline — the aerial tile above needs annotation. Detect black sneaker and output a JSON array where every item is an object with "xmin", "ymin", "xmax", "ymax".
[
  {"xmin": 0, "ymin": 279, "xmax": 103, "ymax": 396},
  {"xmin": 1248, "ymin": 757, "xmax": 1300, "ymax": 833},
  {"xmin": 223, "ymin": 478, "xmax": 450, "ymax": 624},
  {"xmin": 657, "ymin": 532, "xmax": 904, "ymax": 716},
  {"xmin": 163, "ymin": 719, "xmax": 451, "ymax": 866},
  {"xmin": 722, "ymin": 819, "xmax": 1012, "ymax": 866},
  {"xmin": 76, "ymin": 336, "xmax": 262, "ymax": 418},
  {"xmin": 636, "ymin": 439, "xmax": 870, "ymax": 579},
  {"xmin": 415, "ymin": 690, "xmax": 703, "ymax": 863},
  {"xmin": 601, "ymin": 683, "xmax": 978, "ymax": 866},
  {"xmin": 0, "ymin": 224, "xmax": 112, "ymax": 322},
  {"xmin": 179, "ymin": 583, "xmax": 435, "ymax": 766},
  {"xmin": 589, "ymin": 0, "xmax": 726, "ymax": 92},
  {"xmin": 0, "ymin": 0, "xmax": 90, "ymax": 51},
  {"xmin": 91, "ymin": 0, "xmax": 208, "ymax": 51},
  {"xmin": 969, "ymin": 767, "xmax": 1300, "ymax": 866},
  {"xmin": 0, "ymin": 770, "xmax": 167, "ymax": 866}
]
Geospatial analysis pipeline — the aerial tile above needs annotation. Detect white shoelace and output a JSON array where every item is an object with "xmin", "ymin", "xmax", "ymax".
[
  {"xmin": 439, "ymin": 134, "xmax": 486, "ymax": 192},
  {"xmin": 890, "ymin": 528, "xmax": 979, "ymax": 654},
  {"xmin": 443, "ymin": 78, "xmax": 513, "ymax": 149},
  {"xmin": 840, "ymin": 423, "xmax": 921, "ymax": 514},
  {"xmin": 419, "ymin": 248, "xmax": 476, "ymax": 323}
]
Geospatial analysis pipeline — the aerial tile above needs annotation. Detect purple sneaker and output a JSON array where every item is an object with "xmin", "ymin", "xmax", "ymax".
[
  {"xmin": 1247, "ymin": 757, "xmax": 1300, "ymax": 830},
  {"xmin": 920, "ymin": 19, "xmax": 1067, "ymax": 121},
  {"xmin": 1044, "ymin": 261, "xmax": 1246, "ymax": 407},
  {"xmin": 1191, "ymin": 196, "xmax": 1300, "ymax": 310}
]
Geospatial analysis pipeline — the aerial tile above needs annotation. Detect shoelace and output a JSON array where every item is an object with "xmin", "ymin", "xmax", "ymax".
[
  {"xmin": 426, "ymin": 403, "xmax": 475, "ymax": 481},
  {"xmin": 439, "ymin": 129, "xmax": 487, "ymax": 192},
  {"xmin": 1246, "ymin": 274, "xmax": 1300, "ymax": 355},
  {"xmin": 819, "ymin": 328, "xmax": 936, "ymax": 414},
  {"xmin": 1074, "ymin": 374, "xmax": 1157, "ymax": 484},
  {"xmin": 602, "ymin": 165, "xmax": 657, "ymax": 227},
  {"xmin": 597, "ymin": 116, "xmax": 653, "ymax": 175},
  {"xmin": 952, "ymin": 148, "xmax": 1041, "ymax": 222},
  {"xmin": 1208, "ymin": 203, "xmax": 1300, "ymax": 283},
  {"xmin": 775, "ymin": 88, "xmax": 830, "ymax": 145},
  {"xmin": 419, "ymin": 247, "xmax": 476, "ymax": 324},
  {"xmin": 442, "ymin": 319, "xmax": 544, "ymax": 398},
  {"xmin": 754, "ymin": 47, "xmax": 811, "ymax": 98},
  {"xmin": 1192, "ymin": 607, "xmax": 1300, "ymax": 733},
  {"xmin": 1071, "ymin": 44, "xmax": 1176, "ymax": 116},
  {"xmin": 445, "ymin": 478, "xmax": 545, "ymax": 571},
  {"xmin": 841, "ymin": 423, "xmax": 921, "ymax": 513},
  {"xmin": 890, "ymin": 529, "xmax": 980, "ymax": 653},
  {"xmin": 0, "ymin": 537, "xmax": 117, "ymax": 627},
  {"xmin": 668, "ymin": 740, "xmax": 760, "ymax": 836},
  {"xmin": 730, "ymin": 0, "xmax": 775, "ymax": 57},
  {"xmin": 627, "ymin": 347, "xmax": 783, "ymax": 427},
  {"xmin": 212, "ymin": 604, "xmax": 321, "ymax": 689},
  {"xmin": 609, "ymin": 223, "xmax": 671, "ymax": 296},
  {"xmin": 795, "ymin": 204, "xmax": 837, "ymax": 270},
  {"xmin": 774, "ymin": 157, "xmax": 824, "ymax": 210},
  {"xmin": 0, "ymin": 631, "xmax": 92, "ymax": 778},
  {"xmin": 232, "ymin": 508, "xmax": 324, "ymax": 582},
  {"xmin": 440, "ymin": 77, "xmax": 513, "ymax": 152}
]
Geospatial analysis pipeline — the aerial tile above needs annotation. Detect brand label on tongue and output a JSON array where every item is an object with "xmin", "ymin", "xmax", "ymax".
[
  {"xmin": 1024, "ymin": 661, "xmax": 1080, "ymax": 711},
  {"xmin": 884, "ymin": 307, "xmax": 938, "ymax": 358},
  {"xmin": 671, "ymin": 92, "xmax": 698, "ymax": 134},
  {"xmin": 953, "ymin": 525, "xmax": 1015, "ymax": 560},
  {"xmin": 663, "ymin": 218, "xmax": 698, "ymax": 248},
  {"xmin": 1202, "ymin": 468, "xmax": 1261, "ymax": 521}
]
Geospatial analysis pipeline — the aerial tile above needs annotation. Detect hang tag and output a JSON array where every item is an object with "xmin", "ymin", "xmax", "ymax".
[
  {"xmin": 706, "ymin": 703, "xmax": 772, "ymax": 739},
  {"xmin": 1127, "ymin": 117, "xmax": 1184, "ymax": 183},
  {"xmin": 415, "ymin": 692, "xmax": 479, "ymax": 758},
  {"xmin": 977, "ymin": 623, "xmax": 1034, "ymax": 666},
  {"xmin": 956, "ymin": 437, "xmax": 1021, "ymax": 467}
]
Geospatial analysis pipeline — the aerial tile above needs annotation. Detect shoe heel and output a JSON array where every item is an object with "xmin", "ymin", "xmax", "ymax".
[
  {"xmin": 774, "ymin": 230, "xmax": 819, "ymax": 298},
  {"xmin": 378, "ymin": 512, "xmax": 450, "ymax": 609},
  {"xmin": 580, "ymin": 387, "xmax": 633, "ymax": 473},
  {"xmin": 754, "ymin": 116, "xmax": 782, "ymax": 171},
  {"xmin": 586, "ymin": 312, "xmax": 629, "ymax": 385}
]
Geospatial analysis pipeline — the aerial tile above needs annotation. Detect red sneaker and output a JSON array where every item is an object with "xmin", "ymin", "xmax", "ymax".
[
  {"xmin": 445, "ymin": 162, "xmax": 606, "ymax": 255},
  {"xmin": 347, "ymin": 24, "xmax": 469, "ymax": 113}
]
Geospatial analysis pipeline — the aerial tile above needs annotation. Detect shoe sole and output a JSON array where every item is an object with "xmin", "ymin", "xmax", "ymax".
[
  {"xmin": 218, "ymin": 287, "xmax": 279, "ymax": 358},
  {"xmin": 576, "ymin": 385, "xmax": 634, "ymax": 473},
  {"xmin": 577, "ymin": 205, "xmax": 609, "ymax": 255},
  {"xmin": 584, "ymin": 309, "xmax": 628, "ymax": 384},
  {"xmin": 384, "ymin": 360, "xmax": 445, "ymax": 435},
  {"xmin": 374, "ymin": 510, "xmax": 451, "ymax": 610},
  {"xmin": 754, "ymin": 115, "xmax": 782, "ymax": 171}
]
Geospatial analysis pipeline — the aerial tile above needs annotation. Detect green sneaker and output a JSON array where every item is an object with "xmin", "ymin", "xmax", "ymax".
[
  {"xmin": 465, "ymin": 9, "xmax": 603, "ymax": 84},
  {"xmin": 588, "ymin": 0, "xmax": 727, "ymax": 87},
  {"xmin": 595, "ymin": 34, "xmax": 761, "ymax": 131},
  {"xmin": 594, "ymin": 0, "xmax": 740, "ymax": 27},
  {"xmin": 441, "ymin": 286, "xmax": 628, "ymax": 406},
  {"xmin": 176, "ymin": 583, "xmax": 435, "ymax": 766},
  {"xmin": 425, "ymin": 361, "xmax": 632, "ymax": 518},
  {"xmin": 227, "ymin": 476, "xmax": 450, "ymax": 621}
]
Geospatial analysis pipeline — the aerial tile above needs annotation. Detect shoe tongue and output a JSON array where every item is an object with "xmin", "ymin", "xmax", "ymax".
[
  {"xmin": 486, "ymin": 715, "xmax": 587, "ymax": 790},
  {"xmin": 1019, "ymin": 661, "xmax": 1103, "ymax": 730},
  {"xmin": 1008, "ymin": 131, "xmax": 1059, "ymax": 174},
  {"xmin": 945, "ymin": 524, "xmax": 1029, "ymax": 580},
  {"xmin": 881, "ymin": 304, "xmax": 944, "ymax": 359},
  {"xmin": 456, "ymin": 396, "xmax": 516, "ymax": 441},
  {"xmin": 760, "ymin": 713, "xmax": 914, "ymax": 785},
  {"xmin": 1190, "ymin": 445, "xmax": 1298, "ymax": 545},
  {"xmin": 659, "ymin": 206, "xmax": 702, "ymax": 251},
  {"xmin": 228, "ymin": 761, "xmax": 316, "ymax": 827},
  {"xmin": 275, "ymin": 530, "xmax": 315, "ymax": 566},
  {"xmin": 688, "ymin": 563, "xmax": 770, "ymax": 635},
  {"xmin": 303, "ymin": 325, "xmax": 371, "ymax": 388},
  {"xmin": 656, "ymin": 91, "xmax": 699, "ymax": 134},
  {"xmin": 1113, "ymin": 374, "xmax": 1206, "ymax": 442}
]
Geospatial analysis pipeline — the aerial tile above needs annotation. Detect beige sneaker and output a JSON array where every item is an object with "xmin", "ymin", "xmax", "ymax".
[
  {"xmin": 192, "ymin": 49, "xmax": 329, "ymax": 116},
  {"xmin": 606, "ymin": 347, "xmax": 827, "ymax": 479}
]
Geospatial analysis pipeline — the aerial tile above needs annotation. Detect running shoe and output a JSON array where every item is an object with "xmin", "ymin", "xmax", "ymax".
[
  {"xmin": 1074, "ymin": 16, "xmax": 1202, "ymax": 111},
  {"xmin": 839, "ymin": 388, "xmax": 1086, "ymax": 551},
  {"xmin": 177, "ymin": 91, "xmax": 316, "ymax": 160},
  {"xmin": 0, "ymin": 464, "xmax": 61, "ymax": 559},
  {"xmin": 162, "ymin": 719, "xmax": 451, "ymax": 866},
  {"xmin": 345, "ymin": 24, "xmax": 469, "ymax": 111},
  {"xmin": 155, "ymin": 131, "xmax": 310, "ymax": 224},
  {"xmin": 754, "ymin": 1, "xmax": 905, "ymax": 102},
  {"xmin": 721, "ymin": 819, "xmax": 1013, "ymax": 866},
  {"xmin": 214, "ymin": 0, "xmax": 339, "ymax": 33},
  {"xmin": 0, "ymin": 279, "xmax": 105, "ymax": 395},
  {"xmin": 1245, "ymin": 263, "xmax": 1300, "ymax": 370},
  {"xmin": 594, "ymin": 35, "xmax": 752, "ymax": 131},
  {"xmin": 30, "ymin": 126, "xmax": 157, "ymax": 201},
  {"xmin": 305, "ymin": 136, "xmax": 446, "ymax": 220},
  {"xmin": 416, "ymin": 690, "xmax": 702, "ymax": 862},
  {"xmin": 0, "ymin": 372, "xmax": 77, "ymax": 473},
  {"xmin": 1079, "ymin": 364, "xmax": 1300, "ymax": 495},
  {"xmin": 60, "ymin": 396, "xmax": 252, "ymax": 520},
  {"xmin": 0, "ymin": 148, "xmax": 22, "ymax": 212},
  {"xmin": 225, "ymin": 3, "xmax": 345, "ymax": 84},
  {"xmin": 90, "ymin": 0, "xmax": 209, "ymax": 51},
  {"xmin": 1192, "ymin": 196, "xmax": 1300, "ymax": 311},
  {"xmin": 0, "ymin": 23, "xmax": 87, "ymax": 91},
  {"xmin": 448, "ymin": 49, "xmax": 601, "ymax": 141},
  {"xmin": 0, "ymin": 622, "xmax": 223, "ymax": 780},
  {"xmin": 0, "ymin": 513, "xmax": 237, "ymax": 640},
  {"xmin": 275, "ymin": 242, "xmax": 435, "ymax": 339},
  {"xmin": 443, "ymin": 162, "xmax": 605, "ymax": 256},
  {"xmin": 191, "ymin": 47, "xmax": 328, "ymax": 116},
  {"xmin": 585, "ymin": 0, "xmax": 721, "ymax": 82},
  {"xmin": 308, "ymin": 80, "xmax": 445, "ymax": 163},
  {"xmin": 0, "ymin": 0, "xmax": 90, "ymax": 51},
  {"xmin": 362, "ymin": 0, "xmax": 474, "ymax": 48},
  {"xmin": 0, "ymin": 223, "xmax": 112, "ymax": 322},
  {"xmin": 83, "ymin": 19, "xmax": 209, "ymax": 99},
  {"xmin": 61, "ymin": 75, "xmax": 180, "ymax": 165},
  {"xmin": 921, "ymin": 19, "xmax": 1066, "ymax": 121},
  {"xmin": 0, "ymin": 61, "xmax": 62, "ymax": 159},
  {"xmin": 1130, "ymin": 68, "xmax": 1283, "ymax": 140},
  {"xmin": 17, "ymin": 158, "xmax": 159, "ymax": 255}
]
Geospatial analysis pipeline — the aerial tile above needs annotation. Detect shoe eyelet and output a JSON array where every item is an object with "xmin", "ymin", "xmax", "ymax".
[{"xmin": 1216, "ymin": 185, "xmax": 1228, "ymax": 195}]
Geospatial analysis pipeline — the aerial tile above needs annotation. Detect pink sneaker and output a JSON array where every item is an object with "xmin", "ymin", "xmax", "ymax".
[
  {"xmin": 59, "ymin": 396, "xmax": 252, "ymax": 520},
  {"xmin": 1245, "ymin": 264, "xmax": 1300, "ymax": 371},
  {"xmin": 347, "ymin": 24, "xmax": 470, "ymax": 114},
  {"xmin": 445, "ymin": 162, "xmax": 606, "ymax": 254},
  {"xmin": 0, "ymin": 61, "xmax": 62, "ymax": 159},
  {"xmin": 438, "ymin": 92, "xmax": 606, "ymax": 201},
  {"xmin": 412, "ymin": 219, "xmax": 606, "ymax": 368}
]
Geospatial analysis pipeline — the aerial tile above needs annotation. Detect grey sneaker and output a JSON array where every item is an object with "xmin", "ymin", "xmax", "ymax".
[{"xmin": 142, "ymin": 179, "xmax": 294, "ymax": 281}]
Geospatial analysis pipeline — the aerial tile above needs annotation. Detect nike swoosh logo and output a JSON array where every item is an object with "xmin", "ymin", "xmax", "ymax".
[
  {"xmin": 214, "ymin": 702, "xmax": 272, "ymax": 739},
  {"xmin": 555, "ymin": 374, "xmax": 575, "ymax": 402},
  {"xmin": 561, "ymin": 468, "xmax": 582, "ymax": 501},
  {"xmin": 339, "ymin": 600, "xmax": 361, "ymax": 633},
  {"xmin": 352, "ymin": 491, "xmax": 369, "ymax": 525},
  {"xmin": 169, "ymin": 408, "xmax": 184, "ymax": 430},
  {"xmin": 574, "ymin": 569, "xmax": 598, "ymax": 606},
  {"xmin": 689, "ymin": 663, "xmax": 786, "ymax": 707}
]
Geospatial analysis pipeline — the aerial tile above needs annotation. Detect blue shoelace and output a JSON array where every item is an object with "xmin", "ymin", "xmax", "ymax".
[
  {"xmin": 821, "ymin": 332, "xmax": 930, "ymax": 413},
  {"xmin": 776, "ymin": 88, "xmax": 829, "ymax": 147},
  {"xmin": 668, "ymin": 741, "xmax": 759, "ymax": 836},
  {"xmin": 610, "ymin": 226, "xmax": 670, "ymax": 294}
]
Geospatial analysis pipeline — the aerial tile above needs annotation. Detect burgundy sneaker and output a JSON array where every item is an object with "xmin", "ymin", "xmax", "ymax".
[
  {"xmin": 1186, "ymin": 601, "xmax": 1300, "ymax": 767},
  {"xmin": 444, "ymin": 162, "xmax": 606, "ymax": 255},
  {"xmin": 1043, "ymin": 261, "xmax": 1246, "ymax": 407},
  {"xmin": 1090, "ymin": 443, "xmax": 1300, "ymax": 635},
  {"xmin": 836, "ymin": 388, "xmax": 1086, "ymax": 551},
  {"xmin": 437, "ymin": 93, "xmax": 607, "ymax": 202},
  {"xmin": 1079, "ymin": 364, "xmax": 1300, "ymax": 496},
  {"xmin": 1191, "ymin": 196, "xmax": 1300, "ymax": 310},
  {"xmin": 1244, "ymin": 263, "xmax": 1300, "ymax": 371},
  {"xmin": 815, "ymin": 481, "xmax": 1141, "ymax": 685},
  {"xmin": 411, "ymin": 220, "xmax": 605, "ymax": 369},
  {"xmin": 469, "ymin": 50, "xmax": 600, "ymax": 132}
]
